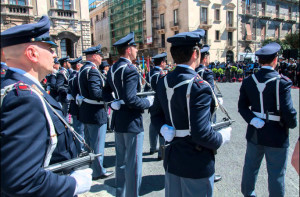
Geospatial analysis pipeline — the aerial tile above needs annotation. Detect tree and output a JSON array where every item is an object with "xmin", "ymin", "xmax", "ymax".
[
  {"xmin": 261, "ymin": 39, "xmax": 290, "ymax": 54},
  {"xmin": 284, "ymin": 32, "xmax": 300, "ymax": 49}
]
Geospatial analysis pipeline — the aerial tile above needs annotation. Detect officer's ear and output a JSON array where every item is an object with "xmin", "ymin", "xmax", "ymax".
[{"xmin": 25, "ymin": 44, "xmax": 39, "ymax": 63}]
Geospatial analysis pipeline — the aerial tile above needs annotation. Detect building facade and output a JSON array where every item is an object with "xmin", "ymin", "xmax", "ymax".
[
  {"xmin": 1, "ymin": 0, "xmax": 91, "ymax": 58},
  {"xmin": 238, "ymin": 0, "xmax": 299, "ymax": 62},
  {"xmin": 89, "ymin": 0, "xmax": 111, "ymax": 59},
  {"xmin": 157, "ymin": 0, "xmax": 238, "ymax": 63}
]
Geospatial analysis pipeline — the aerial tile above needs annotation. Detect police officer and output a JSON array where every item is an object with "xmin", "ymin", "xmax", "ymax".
[
  {"xmin": 238, "ymin": 42, "xmax": 297, "ymax": 197},
  {"xmin": 99, "ymin": 60, "xmax": 110, "ymax": 77},
  {"xmin": 144, "ymin": 52, "xmax": 167, "ymax": 159},
  {"xmin": 1, "ymin": 15, "xmax": 92, "ymax": 197},
  {"xmin": 77, "ymin": 45, "xmax": 114, "ymax": 180},
  {"xmin": 45, "ymin": 58, "xmax": 60, "ymax": 101},
  {"xmin": 56, "ymin": 56, "xmax": 71, "ymax": 116},
  {"xmin": 103, "ymin": 32, "xmax": 154, "ymax": 197},
  {"xmin": 151, "ymin": 30, "xmax": 231, "ymax": 197},
  {"xmin": 195, "ymin": 44, "xmax": 223, "ymax": 182},
  {"xmin": 68, "ymin": 56, "xmax": 85, "ymax": 153}
]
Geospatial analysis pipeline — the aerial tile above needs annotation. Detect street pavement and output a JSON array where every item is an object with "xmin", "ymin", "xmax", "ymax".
[{"xmin": 79, "ymin": 82, "xmax": 299, "ymax": 197}]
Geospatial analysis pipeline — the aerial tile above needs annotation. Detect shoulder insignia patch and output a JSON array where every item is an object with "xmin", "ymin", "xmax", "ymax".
[
  {"xmin": 194, "ymin": 75, "xmax": 204, "ymax": 84},
  {"xmin": 17, "ymin": 82, "xmax": 31, "ymax": 91},
  {"xmin": 91, "ymin": 66, "xmax": 97, "ymax": 70}
]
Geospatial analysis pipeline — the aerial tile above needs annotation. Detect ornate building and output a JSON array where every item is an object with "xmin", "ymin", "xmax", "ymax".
[{"xmin": 1, "ymin": 0, "xmax": 91, "ymax": 58}]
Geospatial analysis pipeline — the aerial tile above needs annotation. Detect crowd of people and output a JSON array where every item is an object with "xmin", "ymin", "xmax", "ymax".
[{"xmin": 1, "ymin": 16, "xmax": 299, "ymax": 197}]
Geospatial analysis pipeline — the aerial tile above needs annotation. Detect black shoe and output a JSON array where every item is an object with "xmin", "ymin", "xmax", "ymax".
[
  {"xmin": 214, "ymin": 174, "xmax": 222, "ymax": 182},
  {"xmin": 149, "ymin": 150, "xmax": 158, "ymax": 155},
  {"xmin": 93, "ymin": 171, "xmax": 114, "ymax": 180},
  {"xmin": 157, "ymin": 156, "xmax": 162, "ymax": 161}
]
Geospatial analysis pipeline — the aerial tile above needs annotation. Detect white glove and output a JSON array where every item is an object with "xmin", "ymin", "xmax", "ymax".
[
  {"xmin": 250, "ymin": 117, "xmax": 265, "ymax": 129},
  {"xmin": 70, "ymin": 168, "xmax": 93, "ymax": 196},
  {"xmin": 218, "ymin": 127, "xmax": 232, "ymax": 145},
  {"xmin": 146, "ymin": 96, "xmax": 154, "ymax": 106},
  {"xmin": 67, "ymin": 94, "xmax": 74, "ymax": 101},
  {"xmin": 217, "ymin": 97, "xmax": 223, "ymax": 105},
  {"xmin": 111, "ymin": 100, "xmax": 122, "ymax": 110},
  {"xmin": 75, "ymin": 94, "xmax": 84, "ymax": 106},
  {"xmin": 160, "ymin": 124, "xmax": 175, "ymax": 142}
]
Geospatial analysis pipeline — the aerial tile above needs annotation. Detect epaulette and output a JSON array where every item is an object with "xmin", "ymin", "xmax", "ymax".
[
  {"xmin": 91, "ymin": 66, "xmax": 97, "ymax": 70},
  {"xmin": 1, "ymin": 69, "xmax": 6, "ymax": 75},
  {"xmin": 60, "ymin": 69, "xmax": 67, "ymax": 74},
  {"xmin": 194, "ymin": 75, "xmax": 204, "ymax": 87},
  {"xmin": 16, "ymin": 82, "xmax": 31, "ymax": 91}
]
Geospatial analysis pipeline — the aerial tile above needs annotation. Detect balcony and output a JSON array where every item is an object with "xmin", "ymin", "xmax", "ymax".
[
  {"xmin": 286, "ymin": 14, "xmax": 297, "ymax": 23},
  {"xmin": 199, "ymin": 19, "xmax": 212, "ymax": 30},
  {"xmin": 258, "ymin": 10, "xmax": 272, "ymax": 19},
  {"xmin": 157, "ymin": 26, "xmax": 165, "ymax": 34},
  {"xmin": 226, "ymin": 23, "xmax": 237, "ymax": 31},
  {"xmin": 226, "ymin": 40, "xmax": 236, "ymax": 50},
  {"xmin": 169, "ymin": 21, "xmax": 180, "ymax": 31},
  {"xmin": 243, "ymin": 8, "xmax": 257, "ymax": 17},
  {"xmin": 49, "ymin": 8, "xmax": 77, "ymax": 20},
  {"xmin": 1, "ymin": 4, "xmax": 34, "ymax": 17},
  {"xmin": 272, "ymin": 13, "xmax": 285, "ymax": 21}
]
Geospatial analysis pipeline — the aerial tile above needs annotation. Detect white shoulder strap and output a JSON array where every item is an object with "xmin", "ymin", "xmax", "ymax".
[
  {"xmin": 251, "ymin": 74, "xmax": 281, "ymax": 115},
  {"xmin": 78, "ymin": 66, "xmax": 91, "ymax": 96},
  {"xmin": 197, "ymin": 69, "xmax": 205, "ymax": 78},
  {"xmin": 149, "ymin": 73, "xmax": 160, "ymax": 87},
  {"xmin": 1, "ymin": 83, "xmax": 57, "ymax": 167},
  {"xmin": 111, "ymin": 64, "xmax": 127, "ymax": 99},
  {"xmin": 164, "ymin": 76, "xmax": 194, "ymax": 129}
]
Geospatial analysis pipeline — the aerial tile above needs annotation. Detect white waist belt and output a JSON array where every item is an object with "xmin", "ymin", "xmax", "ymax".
[
  {"xmin": 83, "ymin": 98, "xmax": 105, "ymax": 105},
  {"xmin": 175, "ymin": 129, "xmax": 190, "ymax": 137},
  {"xmin": 253, "ymin": 111, "xmax": 280, "ymax": 121}
]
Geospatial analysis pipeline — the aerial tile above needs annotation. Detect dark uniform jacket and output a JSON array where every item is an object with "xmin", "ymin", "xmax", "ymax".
[
  {"xmin": 56, "ymin": 67, "xmax": 71, "ymax": 103},
  {"xmin": 1, "ymin": 62, "xmax": 8, "ymax": 79},
  {"xmin": 238, "ymin": 68, "xmax": 297, "ymax": 148},
  {"xmin": 103, "ymin": 57, "xmax": 151, "ymax": 133},
  {"xmin": 68, "ymin": 70, "xmax": 79, "ymax": 117},
  {"xmin": 46, "ymin": 71, "xmax": 59, "ymax": 101},
  {"xmin": 78, "ymin": 61, "xmax": 107, "ymax": 125},
  {"xmin": 195, "ymin": 64, "xmax": 215, "ymax": 90},
  {"xmin": 151, "ymin": 65, "xmax": 222, "ymax": 179},
  {"xmin": 1, "ymin": 70, "xmax": 77, "ymax": 197},
  {"xmin": 144, "ymin": 66, "xmax": 164, "ymax": 92}
]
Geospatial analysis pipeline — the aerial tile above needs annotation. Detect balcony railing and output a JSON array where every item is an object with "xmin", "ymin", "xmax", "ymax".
[
  {"xmin": 169, "ymin": 20, "xmax": 180, "ymax": 31},
  {"xmin": 49, "ymin": 8, "xmax": 77, "ymax": 19},
  {"xmin": 199, "ymin": 19, "xmax": 212, "ymax": 30},
  {"xmin": 272, "ymin": 13, "xmax": 285, "ymax": 21},
  {"xmin": 259, "ymin": 9, "xmax": 272, "ymax": 19},
  {"xmin": 226, "ymin": 23, "xmax": 237, "ymax": 31},
  {"xmin": 1, "ymin": 4, "xmax": 33, "ymax": 16}
]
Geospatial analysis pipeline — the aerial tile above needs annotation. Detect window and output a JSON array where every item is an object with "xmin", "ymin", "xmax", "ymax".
[
  {"xmin": 57, "ymin": 0, "xmax": 71, "ymax": 10},
  {"xmin": 204, "ymin": 30, "xmax": 207, "ymax": 44},
  {"xmin": 60, "ymin": 39, "xmax": 67, "ymax": 57},
  {"xmin": 215, "ymin": 30, "xmax": 220, "ymax": 40},
  {"xmin": 276, "ymin": 5, "xmax": 279, "ymax": 17},
  {"xmin": 262, "ymin": 2, "xmax": 266, "ymax": 15},
  {"xmin": 228, "ymin": 32, "xmax": 233, "ymax": 45},
  {"xmin": 90, "ymin": 18, "xmax": 93, "ymax": 27},
  {"xmin": 261, "ymin": 25, "xmax": 266, "ymax": 40},
  {"xmin": 174, "ymin": 9, "xmax": 178, "ymax": 25},
  {"xmin": 246, "ymin": 23, "xmax": 252, "ymax": 40},
  {"xmin": 91, "ymin": 33, "xmax": 94, "ymax": 46},
  {"xmin": 227, "ymin": 11, "xmax": 233, "ymax": 27},
  {"xmin": 275, "ymin": 26, "xmax": 279, "ymax": 38},
  {"xmin": 288, "ymin": 7, "xmax": 292, "ymax": 19},
  {"xmin": 96, "ymin": 15, "xmax": 99, "ymax": 21},
  {"xmin": 201, "ymin": 7, "xmax": 208, "ymax": 24},
  {"xmin": 160, "ymin": 14, "xmax": 165, "ymax": 28},
  {"xmin": 9, "ymin": 0, "xmax": 26, "ymax": 5},
  {"xmin": 103, "ymin": 11, "xmax": 106, "ymax": 18},
  {"xmin": 161, "ymin": 34, "xmax": 165, "ymax": 47},
  {"xmin": 215, "ymin": 9, "xmax": 220, "ymax": 21}
]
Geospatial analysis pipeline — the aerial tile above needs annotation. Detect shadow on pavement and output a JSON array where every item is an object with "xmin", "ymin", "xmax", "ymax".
[
  {"xmin": 140, "ymin": 175, "xmax": 165, "ymax": 195},
  {"xmin": 89, "ymin": 183, "xmax": 116, "ymax": 196},
  {"xmin": 103, "ymin": 155, "xmax": 116, "ymax": 168}
]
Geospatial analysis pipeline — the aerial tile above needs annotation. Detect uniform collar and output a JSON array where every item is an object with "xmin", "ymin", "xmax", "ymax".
[
  {"xmin": 85, "ymin": 61, "xmax": 97, "ymax": 67},
  {"xmin": 120, "ymin": 57, "xmax": 132, "ymax": 64},
  {"xmin": 8, "ymin": 67, "xmax": 43, "ymax": 89},
  {"xmin": 261, "ymin": 66, "xmax": 274, "ymax": 70},
  {"xmin": 176, "ymin": 64, "xmax": 194, "ymax": 71}
]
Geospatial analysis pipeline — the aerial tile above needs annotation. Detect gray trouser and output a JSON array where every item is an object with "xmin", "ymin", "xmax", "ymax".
[
  {"xmin": 115, "ymin": 132, "xmax": 144, "ymax": 197},
  {"xmin": 165, "ymin": 171, "xmax": 214, "ymax": 197}
]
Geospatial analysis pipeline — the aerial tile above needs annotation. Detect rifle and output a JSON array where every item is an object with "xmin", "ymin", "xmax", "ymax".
[
  {"xmin": 136, "ymin": 91, "xmax": 155, "ymax": 97},
  {"xmin": 211, "ymin": 118, "xmax": 235, "ymax": 131},
  {"xmin": 44, "ymin": 152, "xmax": 101, "ymax": 175}
]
